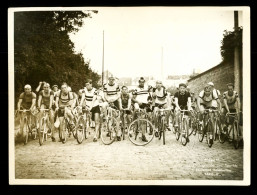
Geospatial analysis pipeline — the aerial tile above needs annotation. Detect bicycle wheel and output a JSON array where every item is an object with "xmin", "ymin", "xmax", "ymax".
[
  {"xmin": 161, "ymin": 118, "xmax": 166, "ymax": 145},
  {"xmin": 23, "ymin": 118, "xmax": 29, "ymax": 145},
  {"xmin": 206, "ymin": 121, "xmax": 213, "ymax": 148},
  {"xmin": 217, "ymin": 121, "xmax": 225, "ymax": 143},
  {"xmin": 76, "ymin": 116, "xmax": 85, "ymax": 144},
  {"xmin": 60, "ymin": 118, "xmax": 67, "ymax": 144},
  {"xmin": 181, "ymin": 118, "xmax": 188, "ymax": 146},
  {"xmin": 128, "ymin": 118, "xmax": 154, "ymax": 146},
  {"xmin": 233, "ymin": 121, "xmax": 240, "ymax": 149},
  {"xmin": 188, "ymin": 117, "xmax": 194, "ymax": 136},
  {"xmin": 198, "ymin": 123, "xmax": 204, "ymax": 142},
  {"xmin": 101, "ymin": 117, "xmax": 118, "ymax": 145},
  {"xmin": 175, "ymin": 126, "xmax": 180, "ymax": 141},
  {"xmin": 39, "ymin": 118, "xmax": 45, "ymax": 146}
]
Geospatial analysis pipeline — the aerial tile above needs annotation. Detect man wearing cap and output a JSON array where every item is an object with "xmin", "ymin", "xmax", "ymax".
[
  {"xmin": 17, "ymin": 84, "xmax": 37, "ymax": 137},
  {"xmin": 173, "ymin": 83, "xmax": 192, "ymax": 140},
  {"xmin": 80, "ymin": 79, "xmax": 101, "ymax": 142},
  {"xmin": 37, "ymin": 83, "xmax": 56, "ymax": 141},
  {"xmin": 207, "ymin": 82, "xmax": 221, "ymax": 109},
  {"xmin": 132, "ymin": 77, "xmax": 152, "ymax": 142}
]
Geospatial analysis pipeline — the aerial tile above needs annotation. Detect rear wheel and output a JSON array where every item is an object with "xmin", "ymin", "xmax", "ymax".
[
  {"xmin": 128, "ymin": 119, "xmax": 154, "ymax": 146},
  {"xmin": 233, "ymin": 121, "xmax": 240, "ymax": 149},
  {"xmin": 198, "ymin": 123, "xmax": 204, "ymax": 142},
  {"xmin": 101, "ymin": 117, "xmax": 118, "ymax": 145},
  {"xmin": 206, "ymin": 121, "xmax": 213, "ymax": 148},
  {"xmin": 76, "ymin": 116, "xmax": 85, "ymax": 144},
  {"xmin": 181, "ymin": 118, "xmax": 188, "ymax": 146}
]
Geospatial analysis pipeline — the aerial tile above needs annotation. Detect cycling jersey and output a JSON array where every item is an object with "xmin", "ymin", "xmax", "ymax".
[
  {"xmin": 83, "ymin": 87, "xmax": 99, "ymax": 107},
  {"xmin": 121, "ymin": 93, "xmax": 132, "ymax": 108},
  {"xmin": 174, "ymin": 91, "xmax": 191, "ymax": 108},
  {"xmin": 103, "ymin": 83, "xmax": 120, "ymax": 102},
  {"xmin": 39, "ymin": 90, "xmax": 54, "ymax": 107},
  {"xmin": 212, "ymin": 88, "xmax": 221, "ymax": 108},
  {"xmin": 153, "ymin": 86, "xmax": 167, "ymax": 104},
  {"xmin": 133, "ymin": 85, "xmax": 150, "ymax": 104},
  {"xmin": 223, "ymin": 91, "xmax": 238, "ymax": 109},
  {"xmin": 199, "ymin": 90, "xmax": 218, "ymax": 102},
  {"xmin": 57, "ymin": 91, "xmax": 74, "ymax": 107},
  {"xmin": 19, "ymin": 92, "xmax": 36, "ymax": 109}
]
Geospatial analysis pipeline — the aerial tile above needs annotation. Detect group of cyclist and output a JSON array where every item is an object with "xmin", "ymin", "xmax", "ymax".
[{"xmin": 17, "ymin": 75, "xmax": 242, "ymax": 144}]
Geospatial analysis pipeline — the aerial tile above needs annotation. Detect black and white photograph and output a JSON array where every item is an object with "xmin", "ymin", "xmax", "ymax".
[{"xmin": 8, "ymin": 7, "xmax": 250, "ymax": 185}]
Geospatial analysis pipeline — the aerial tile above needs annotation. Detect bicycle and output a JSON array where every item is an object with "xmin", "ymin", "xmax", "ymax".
[
  {"xmin": 18, "ymin": 109, "xmax": 37, "ymax": 145},
  {"xmin": 174, "ymin": 109, "xmax": 190, "ymax": 146},
  {"xmin": 128, "ymin": 107, "xmax": 155, "ymax": 146},
  {"xmin": 73, "ymin": 106, "xmax": 89, "ymax": 144},
  {"xmin": 58, "ymin": 106, "xmax": 76, "ymax": 144},
  {"xmin": 197, "ymin": 108, "xmax": 216, "ymax": 148},
  {"xmin": 219, "ymin": 112, "xmax": 242, "ymax": 149},
  {"xmin": 154, "ymin": 107, "xmax": 171, "ymax": 145},
  {"xmin": 188, "ymin": 109, "xmax": 199, "ymax": 136},
  {"xmin": 100, "ymin": 103, "xmax": 120, "ymax": 145},
  {"xmin": 38, "ymin": 108, "xmax": 52, "ymax": 146},
  {"xmin": 120, "ymin": 108, "xmax": 132, "ymax": 140}
]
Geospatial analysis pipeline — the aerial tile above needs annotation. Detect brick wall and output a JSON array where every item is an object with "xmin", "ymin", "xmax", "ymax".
[{"xmin": 187, "ymin": 62, "xmax": 234, "ymax": 96}]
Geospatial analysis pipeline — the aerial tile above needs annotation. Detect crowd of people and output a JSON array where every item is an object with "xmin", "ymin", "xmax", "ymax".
[{"xmin": 16, "ymin": 75, "xmax": 242, "ymax": 144}]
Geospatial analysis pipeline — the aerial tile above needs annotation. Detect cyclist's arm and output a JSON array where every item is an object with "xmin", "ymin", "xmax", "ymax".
[
  {"xmin": 103, "ymin": 92, "xmax": 109, "ymax": 102},
  {"xmin": 36, "ymin": 82, "xmax": 42, "ymax": 93},
  {"xmin": 236, "ymin": 96, "xmax": 241, "ymax": 112},
  {"xmin": 132, "ymin": 94, "xmax": 139, "ymax": 104},
  {"xmin": 127, "ymin": 95, "xmax": 132, "ymax": 109},
  {"xmin": 31, "ymin": 98, "xmax": 36, "ymax": 110},
  {"xmin": 197, "ymin": 96, "xmax": 201, "ymax": 112},
  {"xmin": 187, "ymin": 97, "xmax": 192, "ymax": 110},
  {"xmin": 17, "ymin": 99, "xmax": 23, "ymax": 111},
  {"xmin": 174, "ymin": 97, "xmax": 180, "ymax": 110},
  {"xmin": 49, "ymin": 94, "xmax": 54, "ymax": 109},
  {"xmin": 217, "ymin": 98, "xmax": 222, "ymax": 111},
  {"xmin": 55, "ymin": 96, "xmax": 59, "ymax": 110},
  {"xmin": 223, "ymin": 98, "xmax": 229, "ymax": 113},
  {"xmin": 37, "ymin": 94, "xmax": 42, "ymax": 108},
  {"xmin": 90, "ymin": 95, "xmax": 97, "ymax": 110},
  {"xmin": 80, "ymin": 92, "xmax": 85, "ymax": 107}
]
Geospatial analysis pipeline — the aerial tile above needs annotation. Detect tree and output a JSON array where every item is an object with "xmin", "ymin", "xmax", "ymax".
[
  {"xmin": 220, "ymin": 27, "xmax": 243, "ymax": 63},
  {"xmin": 14, "ymin": 11, "xmax": 100, "ymax": 105}
]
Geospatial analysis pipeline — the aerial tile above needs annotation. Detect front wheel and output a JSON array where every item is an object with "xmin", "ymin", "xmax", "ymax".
[
  {"xmin": 128, "ymin": 119, "xmax": 154, "ymax": 146},
  {"xmin": 198, "ymin": 123, "xmax": 204, "ymax": 142},
  {"xmin": 76, "ymin": 116, "xmax": 85, "ymax": 144},
  {"xmin": 101, "ymin": 116, "xmax": 118, "ymax": 145},
  {"xmin": 181, "ymin": 118, "xmax": 188, "ymax": 146},
  {"xmin": 233, "ymin": 121, "xmax": 240, "ymax": 149},
  {"xmin": 59, "ymin": 118, "xmax": 67, "ymax": 144},
  {"xmin": 206, "ymin": 122, "xmax": 213, "ymax": 148},
  {"xmin": 38, "ymin": 119, "xmax": 45, "ymax": 146},
  {"xmin": 175, "ymin": 126, "xmax": 180, "ymax": 141},
  {"xmin": 23, "ymin": 119, "xmax": 29, "ymax": 145}
]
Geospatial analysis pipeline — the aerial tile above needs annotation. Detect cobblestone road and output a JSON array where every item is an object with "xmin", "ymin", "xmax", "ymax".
[{"xmin": 15, "ymin": 128, "xmax": 243, "ymax": 180}]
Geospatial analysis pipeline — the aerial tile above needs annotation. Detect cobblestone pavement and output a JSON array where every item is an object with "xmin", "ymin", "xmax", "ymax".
[{"xmin": 15, "ymin": 128, "xmax": 243, "ymax": 180}]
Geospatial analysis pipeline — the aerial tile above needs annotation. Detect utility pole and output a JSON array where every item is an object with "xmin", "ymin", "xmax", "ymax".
[
  {"xmin": 102, "ymin": 30, "xmax": 104, "ymax": 86},
  {"xmin": 234, "ymin": 11, "xmax": 242, "ymax": 109}
]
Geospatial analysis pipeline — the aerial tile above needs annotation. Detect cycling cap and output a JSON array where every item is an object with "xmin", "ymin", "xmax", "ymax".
[
  {"xmin": 24, "ymin": 84, "xmax": 31, "ymax": 89},
  {"xmin": 207, "ymin": 82, "xmax": 214, "ymax": 87},
  {"xmin": 43, "ymin": 83, "xmax": 50, "ymax": 88},
  {"xmin": 227, "ymin": 83, "xmax": 234, "ymax": 87},
  {"xmin": 52, "ymin": 85, "xmax": 58, "ymax": 88},
  {"xmin": 156, "ymin": 80, "xmax": 162, "ymax": 84},
  {"xmin": 139, "ymin": 77, "xmax": 145, "ymax": 82},
  {"xmin": 179, "ymin": 83, "xmax": 187, "ymax": 88},
  {"xmin": 108, "ymin": 75, "xmax": 115, "ymax": 80}
]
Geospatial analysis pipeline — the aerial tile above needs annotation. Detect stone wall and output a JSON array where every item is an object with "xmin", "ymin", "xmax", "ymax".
[{"xmin": 187, "ymin": 62, "xmax": 234, "ymax": 96}]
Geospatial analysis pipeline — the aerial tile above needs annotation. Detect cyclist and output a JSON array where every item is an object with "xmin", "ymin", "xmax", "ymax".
[
  {"xmin": 132, "ymin": 77, "xmax": 152, "ymax": 142},
  {"xmin": 174, "ymin": 83, "xmax": 192, "ymax": 141},
  {"xmin": 17, "ymin": 84, "xmax": 37, "ymax": 137},
  {"xmin": 37, "ymin": 83, "xmax": 56, "ymax": 141},
  {"xmin": 207, "ymin": 82, "xmax": 221, "ymax": 110},
  {"xmin": 120, "ymin": 85, "xmax": 133, "ymax": 138},
  {"xmin": 152, "ymin": 80, "xmax": 170, "ymax": 131},
  {"xmin": 80, "ymin": 79, "xmax": 101, "ymax": 142},
  {"xmin": 222, "ymin": 83, "xmax": 242, "ymax": 138},
  {"xmin": 55, "ymin": 83, "xmax": 76, "ymax": 140},
  {"xmin": 197, "ymin": 84, "xmax": 221, "ymax": 143}
]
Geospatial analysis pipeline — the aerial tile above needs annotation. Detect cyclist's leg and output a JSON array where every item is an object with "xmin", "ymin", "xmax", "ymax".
[
  {"xmin": 174, "ymin": 107, "xmax": 180, "ymax": 127},
  {"xmin": 92, "ymin": 105, "xmax": 100, "ymax": 141},
  {"xmin": 153, "ymin": 105, "xmax": 159, "ymax": 129},
  {"xmin": 19, "ymin": 112, "xmax": 25, "ymax": 136}
]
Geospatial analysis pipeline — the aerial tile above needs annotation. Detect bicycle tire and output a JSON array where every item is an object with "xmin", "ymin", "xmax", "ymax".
[
  {"xmin": 128, "ymin": 118, "xmax": 154, "ymax": 146},
  {"xmin": 207, "ymin": 121, "xmax": 213, "ymax": 148},
  {"xmin": 101, "ymin": 116, "xmax": 118, "ymax": 145},
  {"xmin": 76, "ymin": 116, "xmax": 85, "ymax": 144},
  {"xmin": 22, "ymin": 117, "xmax": 29, "ymax": 145},
  {"xmin": 233, "ymin": 121, "xmax": 240, "ymax": 149},
  {"xmin": 39, "ymin": 118, "xmax": 45, "ymax": 146},
  {"xmin": 188, "ymin": 117, "xmax": 194, "ymax": 136},
  {"xmin": 175, "ymin": 127, "xmax": 180, "ymax": 141},
  {"xmin": 60, "ymin": 118, "xmax": 67, "ymax": 144},
  {"xmin": 162, "ymin": 118, "xmax": 166, "ymax": 145},
  {"xmin": 217, "ymin": 121, "xmax": 226, "ymax": 144},
  {"xmin": 181, "ymin": 118, "xmax": 188, "ymax": 146},
  {"xmin": 198, "ymin": 123, "xmax": 204, "ymax": 142}
]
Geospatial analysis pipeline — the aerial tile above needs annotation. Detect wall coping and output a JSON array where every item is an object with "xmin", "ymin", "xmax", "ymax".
[{"xmin": 187, "ymin": 61, "xmax": 226, "ymax": 82}]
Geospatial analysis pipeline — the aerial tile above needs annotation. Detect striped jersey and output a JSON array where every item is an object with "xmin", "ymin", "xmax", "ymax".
[
  {"xmin": 83, "ymin": 87, "xmax": 99, "ymax": 107},
  {"xmin": 103, "ymin": 83, "xmax": 120, "ymax": 102},
  {"xmin": 153, "ymin": 86, "xmax": 168, "ymax": 104},
  {"xmin": 132, "ymin": 85, "xmax": 150, "ymax": 104}
]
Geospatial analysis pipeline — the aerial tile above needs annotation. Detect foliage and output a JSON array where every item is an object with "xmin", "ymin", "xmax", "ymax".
[
  {"xmin": 220, "ymin": 27, "xmax": 243, "ymax": 62},
  {"xmin": 14, "ymin": 11, "xmax": 100, "ymax": 105}
]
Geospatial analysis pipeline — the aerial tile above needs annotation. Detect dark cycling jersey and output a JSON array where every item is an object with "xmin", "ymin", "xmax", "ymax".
[
  {"xmin": 39, "ymin": 90, "xmax": 54, "ymax": 107},
  {"xmin": 19, "ymin": 92, "xmax": 36, "ymax": 109},
  {"xmin": 174, "ymin": 91, "xmax": 191, "ymax": 108}
]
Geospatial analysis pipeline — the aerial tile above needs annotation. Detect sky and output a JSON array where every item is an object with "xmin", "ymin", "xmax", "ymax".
[{"xmin": 69, "ymin": 7, "xmax": 243, "ymax": 80}]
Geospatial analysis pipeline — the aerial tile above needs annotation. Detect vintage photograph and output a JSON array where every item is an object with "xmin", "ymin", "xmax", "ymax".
[{"xmin": 8, "ymin": 7, "xmax": 250, "ymax": 185}]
